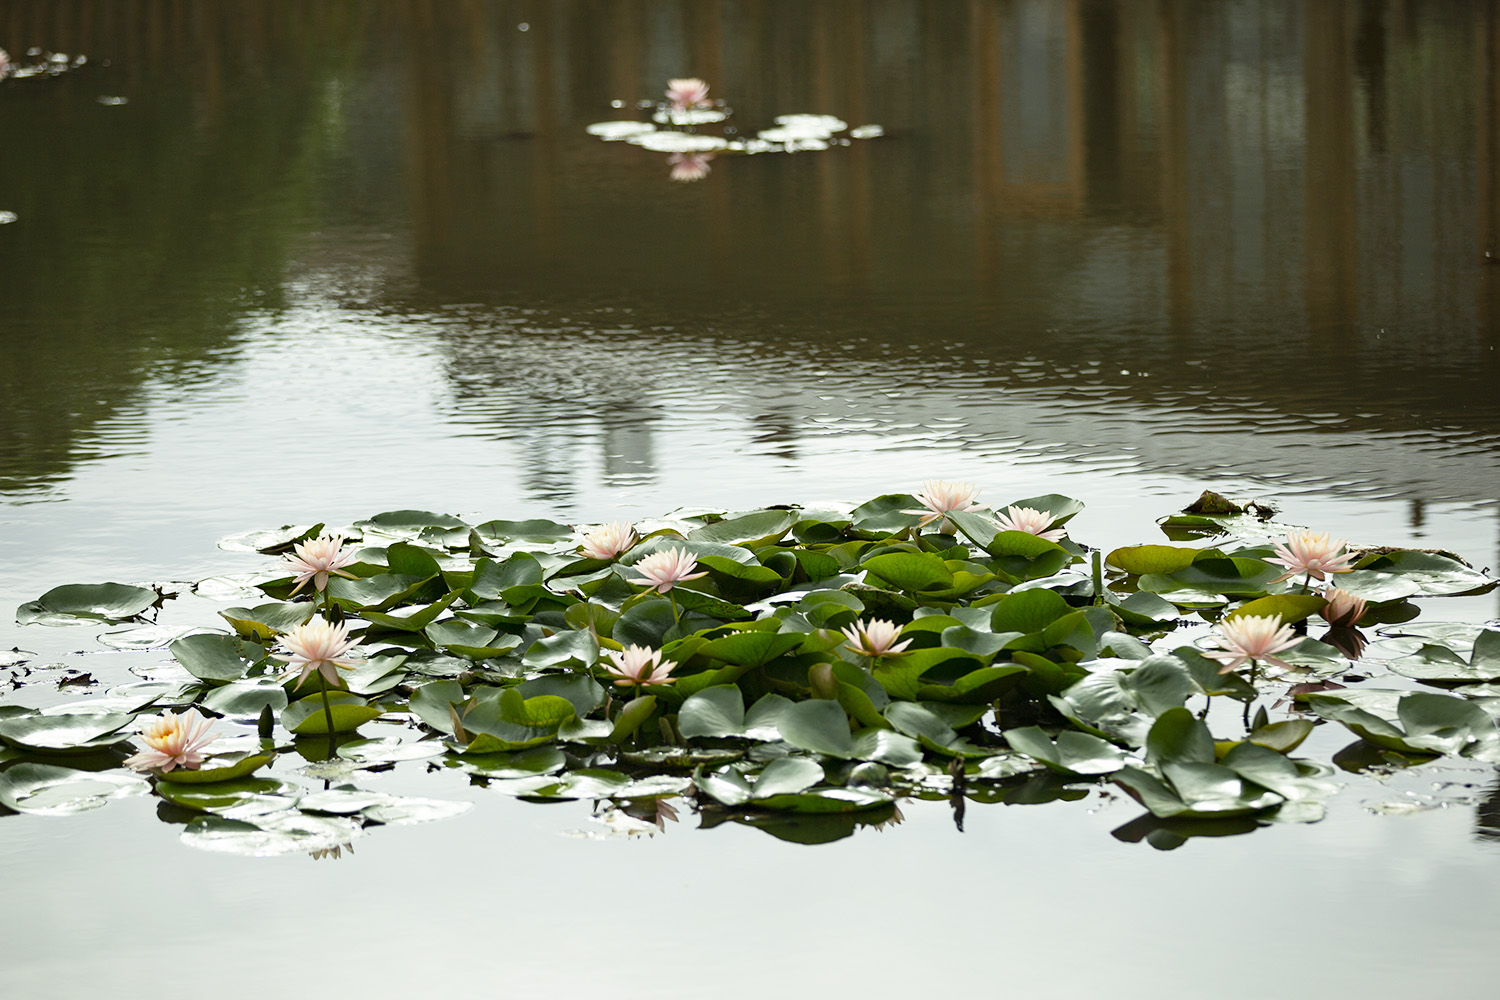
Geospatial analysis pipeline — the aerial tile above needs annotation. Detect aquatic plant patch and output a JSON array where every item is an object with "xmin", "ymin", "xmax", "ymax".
[{"xmin": 5, "ymin": 485, "xmax": 1497, "ymax": 855}]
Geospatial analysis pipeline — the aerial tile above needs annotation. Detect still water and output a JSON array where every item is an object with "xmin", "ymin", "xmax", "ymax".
[{"xmin": 2, "ymin": 2, "xmax": 1499, "ymax": 996}]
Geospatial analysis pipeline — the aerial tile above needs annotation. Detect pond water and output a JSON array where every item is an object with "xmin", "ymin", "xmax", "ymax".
[{"xmin": 2, "ymin": 2, "xmax": 1499, "ymax": 996}]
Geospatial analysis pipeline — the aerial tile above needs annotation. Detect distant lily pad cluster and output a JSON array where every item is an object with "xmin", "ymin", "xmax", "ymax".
[
  {"xmin": 587, "ymin": 77, "xmax": 882, "ymax": 182},
  {"xmin": 5, "ymin": 487, "xmax": 1499, "ymax": 854}
]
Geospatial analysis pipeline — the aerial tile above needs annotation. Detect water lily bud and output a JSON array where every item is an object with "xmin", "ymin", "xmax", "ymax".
[
  {"xmin": 257, "ymin": 704, "xmax": 275, "ymax": 739},
  {"xmin": 809, "ymin": 662, "xmax": 838, "ymax": 700}
]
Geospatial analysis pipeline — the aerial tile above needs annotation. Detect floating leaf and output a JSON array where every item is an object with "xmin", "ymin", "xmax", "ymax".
[
  {"xmin": 155, "ymin": 752, "xmax": 274, "ymax": 784},
  {"xmin": 17, "ymin": 583, "xmax": 159, "ymax": 625},
  {"xmin": 170, "ymin": 633, "xmax": 266, "ymax": 684},
  {"xmin": 281, "ymin": 693, "xmax": 383, "ymax": 735},
  {"xmin": 0, "ymin": 763, "xmax": 149, "ymax": 814}
]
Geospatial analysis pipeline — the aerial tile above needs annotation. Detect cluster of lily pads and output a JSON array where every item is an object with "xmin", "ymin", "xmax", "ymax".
[
  {"xmin": 4, "ymin": 484, "xmax": 1498, "ymax": 855},
  {"xmin": 586, "ymin": 77, "xmax": 882, "ymax": 182}
]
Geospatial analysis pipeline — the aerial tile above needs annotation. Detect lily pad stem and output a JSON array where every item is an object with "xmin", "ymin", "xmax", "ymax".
[{"xmin": 319, "ymin": 681, "xmax": 336, "ymax": 736}]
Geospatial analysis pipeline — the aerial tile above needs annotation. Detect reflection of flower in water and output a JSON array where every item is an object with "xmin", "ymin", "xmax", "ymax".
[
  {"xmin": 665, "ymin": 77, "xmax": 711, "ymax": 110},
  {"xmin": 124, "ymin": 707, "xmax": 218, "ymax": 772},
  {"xmin": 601, "ymin": 796, "xmax": 680, "ymax": 837},
  {"xmin": 1322, "ymin": 625, "xmax": 1367, "ymax": 661},
  {"xmin": 308, "ymin": 842, "xmax": 354, "ymax": 861},
  {"xmin": 668, "ymin": 152, "xmax": 714, "ymax": 183},
  {"xmin": 870, "ymin": 803, "xmax": 905, "ymax": 832}
]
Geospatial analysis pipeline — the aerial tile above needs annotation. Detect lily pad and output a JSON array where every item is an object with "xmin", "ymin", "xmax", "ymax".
[
  {"xmin": 17, "ymin": 583, "xmax": 159, "ymax": 625},
  {"xmin": 0, "ymin": 763, "xmax": 149, "ymax": 814}
]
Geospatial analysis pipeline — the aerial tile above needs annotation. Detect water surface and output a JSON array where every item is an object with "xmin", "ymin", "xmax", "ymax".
[{"xmin": 2, "ymin": 2, "xmax": 1499, "ymax": 996}]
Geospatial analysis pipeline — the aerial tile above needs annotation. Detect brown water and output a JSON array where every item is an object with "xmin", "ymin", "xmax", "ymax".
[{"xmin": 2, "ymin": 3, "xmax": 1499, "ymax": 996}]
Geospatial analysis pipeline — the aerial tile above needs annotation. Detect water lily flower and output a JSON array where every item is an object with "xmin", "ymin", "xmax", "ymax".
[
  {"xmin": 903, "ymin": 480, "xmax": 988, "ymax": 532},
  {"xmin": 1268, "ymin": 530, "xmax": 1357, "ymax": 584},
  {"xmin": 603, "ymin": 644, "xmax": 677, "ymax": 688},
  {"xmin": 995, "ymin": 505, "xmax": 1065, "ymax": 542},
  {"xmin": 665, "ymin": 77, "xmax": 710, "ymax": 110},
  {"xmin": 629, "ymin": 546, "xmax": 708, "ymax": 593},
  {"xmin": 668, "ymin": 152, "xmax": 713, "ymax": 183},
  {"xmin": 580, "ymin": 521, "xmax": 639, "ymax": 561},
  {"xmin": 123, "ymin": 707, "xmax": 218, "ymax": 773},
  {"xmin": 272, "ymin": 617, "xmax": 364, "ymax": 689},
  {"xmin": 283, "ymin": 534, "xmax": 359, "ymax": 594},
  {"xmin": 0, "ymin": 49, "xmax": 10, "ymax": 80},
  {"xmin": 1205, "ymin": 613, "xmax": 1300, "ymax": 674},
  {"xmin": 841, "ymin": 618, "xmax": 913, "ymax": 659},
  {"xmin": 1319, "ymin": 586, "xmax": 1368, "ymax": 628}
]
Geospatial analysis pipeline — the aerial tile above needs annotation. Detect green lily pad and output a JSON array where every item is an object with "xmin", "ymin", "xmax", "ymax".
[
  {"xmin": 0, "ymin": 709, "xmax": 134, "ymax": 752},
  {"xmin": 17, "ymin": 582, "xmax": 160, "ymax": 625},
  {"xmin": 156, "ymin": 776, "xmax": 302, "ymax": 814},
  {"xmin": 154, "ymin": 752, "xmax": 274, "ymax": 784},
  {"xmin": 282, "ymin": 692, "xmax": 383, "ymax": 735},
  {"xmin": 0, "ymin": 763, "xmax": 149, "ymax": 814},
  {"xmin": 180, "ymin": 813, "xmax": 361, "ymax": 857},
  {"xmin": 1006, "ymin": 727, "xmax": 1130, "ymax": 776},
  {"xmin": 171, "ymin": 633, "xmax": 267, "ymax": 684},
  {"xmin": 219, "ymin": 602, "xmax": 317, "ymax": 641}
]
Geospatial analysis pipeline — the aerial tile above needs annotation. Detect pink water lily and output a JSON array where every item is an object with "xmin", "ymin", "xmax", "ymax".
[
  {"xmin": 629, "ymin": 547, "xmax": 708, "ymax": 593},
  {"xmin": 603, "ymin": 644, "xmax": 677, "ymax": 688},
  {"xmin": 123, "ymin": 708, "xmax": 218, "ymax": 773},
  {"xmin": 1319, "ymin": 586, "xmax": 1367, "ymax": 628},
  {"xmin": 995, "ymin": 505, "xmax": 1065, "ymax": 542},
  {"xmin": 665, "ymin": 77, "xmax": 710, "ymax": 110},
  {"xmin": 283, "ymin": 534, "xmax": 359, "ymax": 594},
  {"xmin": 1205, "ymin": 613, "xmax": 1300, "ymax": 674},
  {"xmin": 580, "ymin": 521, "xmax": 639, "ymax": 561},
  {"xmin": 272, "ymin": 617, "xmax": 365, "ymax": 689},
  {"xmin": 841, "ymin": 618, "xmax": 913, "ymax": 659},
  {"xmin": 1268, "ymin": 530, "xmax": 1357, "ymax": 584},
  {"xmin": 904, "ymin": 480, "xmax": 988, "ymax": 533},
  {"xmin": 0, "ymin": 49, "xmax": 10, "ymax": 81}
]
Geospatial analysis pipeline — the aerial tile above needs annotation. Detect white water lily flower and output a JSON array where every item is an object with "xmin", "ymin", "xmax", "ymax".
[
  {"xmin": 995, "ymin": 505, "xmax": 1065, "ymax": 543},
  {"xmin": 580, "ymin": 521, "xmax": 639, "ymax": 561},
  {"xmin": 603, "ymin": 644, "xmax": 677, "ymax": 688},
  {"xmin": 629, "ymin": 547, "xmax": 708, "ymax": 593},
  {"xmin": 1268, "ymin": 530, "xmax": 1357, "ymax": 584},
  {"xmin": 283, "ymin": 534, "xmax": 359, "ymax": 594},
  {"xmin": 665, "ymin": 77, "xmax": 710, "ymax": 110},
  {"xmin": 1319, "ymin": 586, "xmax": 1368, "ymax": 628},
  {"xmin": 272, "ymin": 617, "xmax": 365, "ymax": 689},
  {"xmin": 904, "ymin": 480, "xmax": 988, "ymax": 532},
  {"xmin": 841, "ymin": 618, "xmax": 913, "ymax": 659},
  {"xmin": 124, "ymin": 708, "xmax": 218, "ymax": 773},
  {"xmin": 1205, "ymin": 614, "xmax": 1300, "ymax": 674}
]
